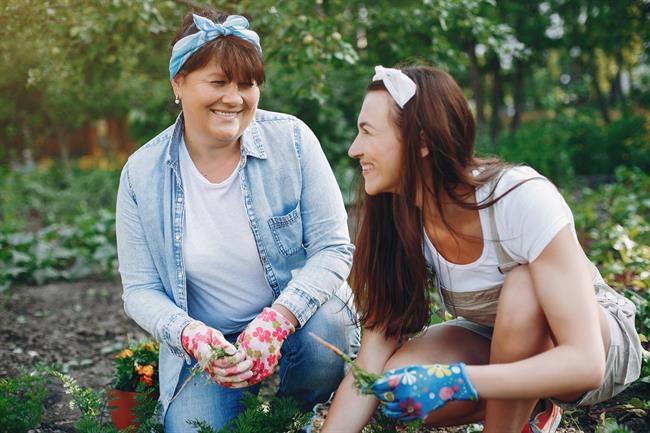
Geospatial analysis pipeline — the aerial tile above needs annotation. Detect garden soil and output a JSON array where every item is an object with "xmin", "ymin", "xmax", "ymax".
[{"xmin": 0, "ymin": 279, "xmax": 639, "ymax": 432}]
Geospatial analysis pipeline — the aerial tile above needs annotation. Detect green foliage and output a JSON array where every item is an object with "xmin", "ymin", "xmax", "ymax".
[
  {"xmin": 132, "ymin": 389, "xmax": 164, "ymax": 433},
  {"xmin": 491, "ymin": 111, "xmax": 650, "ymax": 186},
  {"xmin": 0, "ymin": 209, "xmax": 117, "ymax": 291},
  {"xmin": 52, "ymin": 371, "xmax": 108, "ymax": 429},
  {"xmin": 53, "ymin": 370, "xmax": 163, "ymax": 433},
  {"xmin": 0, "ymin": 165, "xmax": 119, "ymax": 231},
  {"xmin": 494, "ymin": 114, "xmax": 575, "ymax": 185},
  {"xmin": 568, "ymin": 167, "xmax": 650, "ymax": 337},
  {"xmin": 566, "ymin": 166, "xmax": 650, "ymax": 428},
  {"xmin": 363, "ymin": 412, "xmax": 424, "ymax": 433},
  {"xmin": 596, "ymin": 417, "xmax": 634, "ymax": 433},
  {"xmin": 187, "ymin": 392, "xmax": 310, "ymax": 433},
  {"xmin": 0, "ymin": 369, "xmax": 47, "ymax": 433},
  {"xmin": 0, "ymin": 165, "xmax": 119, "ymax": 291}
]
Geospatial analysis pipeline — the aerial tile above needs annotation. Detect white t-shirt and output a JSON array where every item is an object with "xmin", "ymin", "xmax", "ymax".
[
  {"xmin": 179, "ymin": 139, "xmax": 273, "ymax": 334},
  {"xmin": 424, "ymin": 166, "xmax": 597, "ymax": 293}
]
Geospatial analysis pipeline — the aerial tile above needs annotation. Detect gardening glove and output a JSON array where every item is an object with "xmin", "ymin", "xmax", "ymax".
[
  {"xmin": 237, "ymin": 307, "xmax": 295, "ymax": 386},
  {"xmin": 181, "ymin": 321, "xmax": 253, "ymax": 388},
  {"xmin": 370, "ymin": 363, "xmax": 478, "ymax": 422}
]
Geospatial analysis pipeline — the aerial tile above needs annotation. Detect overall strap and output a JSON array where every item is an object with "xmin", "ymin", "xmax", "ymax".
[{"xmin": 487, "ymin": 193, "xmax": 520, "ymax": 274}]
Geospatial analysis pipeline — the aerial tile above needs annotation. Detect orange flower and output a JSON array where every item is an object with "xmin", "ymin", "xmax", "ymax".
[
  {"xmin": 119, "ymin": 349, "xmax": 133, "ymax": 359},
  {"xmin": 140, "ymin": 375, "xmax": 154, "ymax": 386},
  {"xmin": 138, "ymin": 365, "xmax": 155, "ymax": 377}
]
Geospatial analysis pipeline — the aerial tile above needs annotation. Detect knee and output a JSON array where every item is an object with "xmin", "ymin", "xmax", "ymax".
[
  {"xmin": 492, "ymin": 266, "xmax": 551, "ymax": 357},
  {"xmin": 282, "ymin": 301, "xmax": 354, "ymax": 381},
  {"xmin": 496, "ymin": 266, "xmax": 545, "ymax": 331},
  {"xmin": 295, "ymin": 297, "xmax": 358, "ymax": 356}
]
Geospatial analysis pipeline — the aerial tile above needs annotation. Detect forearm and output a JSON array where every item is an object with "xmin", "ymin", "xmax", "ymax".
[
  {"xmin": 123, "ymin": 287, "xmax": 192, "ymax": 358},
  {"xmin": 274, "ymin": 247, "xmax": 353, "ymax": 326},
  {"xmin": 271, "ymin": 304, "xmax": 299, "ymax": 328},
  {"xmin": 468, "ymin": 343, "xmax": 605, "ymax": 400},
  {"xmin": 322, "ymin": 373, "xmax": 379, "ymax": 433},
  {"xmin": 322, "ymin": 328, "xmax": 399, "ymax": 432},
  {"xmin": 472, "ymin": 227, "xmax": 604, "ymax": 400}
]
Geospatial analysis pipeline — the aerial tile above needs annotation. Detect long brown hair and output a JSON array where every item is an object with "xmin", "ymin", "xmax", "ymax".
[{"xmin": 351, "ymin": 65, "xmax": 515, "ymax": 338}]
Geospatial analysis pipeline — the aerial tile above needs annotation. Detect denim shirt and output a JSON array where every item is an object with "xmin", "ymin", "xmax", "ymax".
[{"xmin": 115, "ymin": 109, "xmax": 354, "ymax": 415}]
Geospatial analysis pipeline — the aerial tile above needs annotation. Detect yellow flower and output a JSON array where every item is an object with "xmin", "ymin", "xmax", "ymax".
[
  {"xmin": 138, "ymin": 365, "xmax": 155, "ymax": 378},
  {"xmin": 426, "ymin": 364, "xmax": 452, "ymax": 378}
]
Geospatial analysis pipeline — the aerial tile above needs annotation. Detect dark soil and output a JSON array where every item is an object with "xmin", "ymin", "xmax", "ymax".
[
  {"xmin": 0, "ymin": 280, "xmax": 646, "ymax": 432},
  {"xmin": 0, "ymin": 279, "xmax": 147, "ymax": 432}
]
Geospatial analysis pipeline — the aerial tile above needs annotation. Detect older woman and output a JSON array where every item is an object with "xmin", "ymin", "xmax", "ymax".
[{"xmin": 116, "ymin": 9, "xmax": 358, "ymax": 431}]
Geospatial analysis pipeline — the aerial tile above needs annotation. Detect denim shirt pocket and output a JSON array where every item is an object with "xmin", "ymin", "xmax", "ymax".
[{"xmin": 268, "ymin": 202, "xmax": 304, "ymax": 256}]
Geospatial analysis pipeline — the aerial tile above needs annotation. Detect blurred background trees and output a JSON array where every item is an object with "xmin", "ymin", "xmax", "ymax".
[{"xmin": 1, "ymin": 0, "xmax": 648, "ymax": 185}]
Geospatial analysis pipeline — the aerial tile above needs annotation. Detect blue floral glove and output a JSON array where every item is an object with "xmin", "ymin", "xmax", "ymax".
[{"xmin": 370, "ymin": 363, "xmax": 478, "ymax": 421}]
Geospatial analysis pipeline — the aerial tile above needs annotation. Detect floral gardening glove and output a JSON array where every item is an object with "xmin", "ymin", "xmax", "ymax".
[
  {"xmin": 181, "ymin": 321, "xmax": 253, "ymax": 388},
  {"xmin": 237, "ymin": 307, "xmax": 295, "ymax": 385},
  {"xmin": 370, "ymin": 363, "xmax": 478, "ymax": 422}
]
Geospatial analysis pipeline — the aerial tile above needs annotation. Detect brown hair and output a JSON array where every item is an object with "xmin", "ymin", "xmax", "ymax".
[
  {"xmin": 351, "ymin": 65, "xmax": 516, "ymax": 338},
  {"xmin": 172, "ymin": 9, "xmax": 265, "ymax": 85}
]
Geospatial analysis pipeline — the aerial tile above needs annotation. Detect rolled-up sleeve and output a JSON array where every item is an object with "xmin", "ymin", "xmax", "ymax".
[
  {"xmin": 274, "ymin": 121, "xmax": 354, "ymax": 326},
  {"xmin": 116, "ymin": 162, "xmax": 192, "ymax": 360}
]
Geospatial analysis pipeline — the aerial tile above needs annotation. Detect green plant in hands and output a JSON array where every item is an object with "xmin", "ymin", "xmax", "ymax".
[
  {"xmin": 309, "ymin": 332, "xmax": 381, "ymax": 394},
  {"xmin": 176, "ymin": 344, "xmax": 229, "ymax": 398}
]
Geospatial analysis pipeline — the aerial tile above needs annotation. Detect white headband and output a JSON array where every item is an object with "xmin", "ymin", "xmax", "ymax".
[{"xmin": 372, "ymin": 66, "xmax": 416, "ymax": 108}]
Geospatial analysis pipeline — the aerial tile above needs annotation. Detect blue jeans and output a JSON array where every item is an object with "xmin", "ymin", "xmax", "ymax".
[{"xmin": 164, "ymin": 295, "xmax": 359, "ymax": 432}]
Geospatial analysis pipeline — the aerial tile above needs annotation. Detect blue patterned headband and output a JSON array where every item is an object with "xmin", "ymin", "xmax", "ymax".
[{"xmin": 169, "ymin": 14, "xmax": 261, "ymax": 80}]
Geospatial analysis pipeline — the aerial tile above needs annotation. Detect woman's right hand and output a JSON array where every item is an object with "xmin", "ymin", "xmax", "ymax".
[
  {"xmin": 321, "ymin": 328, "xmax": 400, "ymax": 433},
  {"xmin": 181, "ymin": 321, "xmax": 254, "ymax": 388}
]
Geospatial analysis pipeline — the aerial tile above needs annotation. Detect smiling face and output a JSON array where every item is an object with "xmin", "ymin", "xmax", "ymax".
[
  {"xmin": 348, "ymin": 90, "xmax": 404, "ymax": 195},
  {"xmin": 172, "ymin": 61, "xmax": 260, "ymax": 150}
]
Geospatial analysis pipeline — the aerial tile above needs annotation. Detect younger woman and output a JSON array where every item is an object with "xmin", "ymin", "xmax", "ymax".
[{"xmin": 321, "ymin": 65, "xmax": 642, "ymax": 433}]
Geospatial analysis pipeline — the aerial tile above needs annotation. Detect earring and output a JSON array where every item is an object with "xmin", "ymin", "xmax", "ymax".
[{"xmin": 174, "ymin": 96, "xmax": 180, "ymax": 104}]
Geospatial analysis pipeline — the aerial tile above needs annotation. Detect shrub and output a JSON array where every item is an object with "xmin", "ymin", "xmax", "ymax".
[
  {"xmin": 494, "ymin": 116, "xmax": 575, "ymax": 186},
  {"xmin": 0, "ymin": 370, "xmax": 47, "ymax": 433},
  {"xmin": 491, "ymin": 110, "xmax": 650, "ymax": 186},
  {"xmin": 111, "ymin": 340, "xmax": 160, "ymax": 393},
  {"xmin": 188, "ymin": 393, "xmax": 310, "ymax": 433}
]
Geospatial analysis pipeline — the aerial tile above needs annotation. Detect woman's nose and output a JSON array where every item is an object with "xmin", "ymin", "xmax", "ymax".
[
  {"xmin": 221, "ymin": 83, "xmax": 243, "ymax": 104},
  {"xmin": 348, "ymin": 135, "xmax": 363, "ymax": 159}
]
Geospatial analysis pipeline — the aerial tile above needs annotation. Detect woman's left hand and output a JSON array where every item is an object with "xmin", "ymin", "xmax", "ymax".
[
  {"xmin": 237, "ymin": 307, "xmax": 295, "ymax": 385},
  {"xmin": 370, "ymin": 363, "xmax": 478, "ymax": 422}
]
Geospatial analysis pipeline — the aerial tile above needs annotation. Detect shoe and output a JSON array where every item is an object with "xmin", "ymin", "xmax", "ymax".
[{"xmin": 521, "ymin": 400, "xmax": 563, "ymax": 433}]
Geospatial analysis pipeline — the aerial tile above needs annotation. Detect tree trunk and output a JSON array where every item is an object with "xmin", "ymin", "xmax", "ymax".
[
  {"xmin": 489, "ymin": 57, "xmax": 502, "ymax": 143},
  {"xmin": 609, "ymin": 69, "xmax": 621, "ymax": 107},
  {"xmin": 19, "ymin": 115, "xmax": 34, "ymax": 170},
  {"xmin": 511, "ymin": 59, "xmax": 525, "ymax": 134},
  {"xmin": 610, "ymin": 52, "xmax": 627, "ymax": 112},
  {"xmin": 466, "ymin": 42, "xmax": 485, "ymax": 127},
  {"xmin": 589, "ymin": 56, "xmax": 610, "ymax": 123},
  {"xmin": 54, "ymin": 124, "xmax": 72, "ymax": 176}
]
